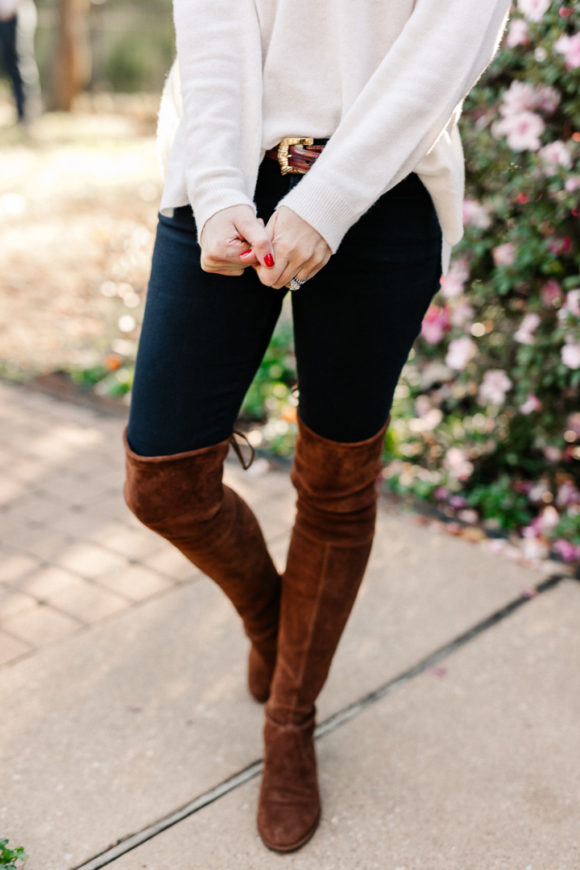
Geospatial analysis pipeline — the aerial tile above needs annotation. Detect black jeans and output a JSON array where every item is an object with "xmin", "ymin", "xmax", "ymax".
[
  {"xmin": 0, "ymin": 16, "xmax": 25, "ymax": 120},
  {"xmin": 127, "ymin": 157, "xmax": 443, "ymax": 456}
]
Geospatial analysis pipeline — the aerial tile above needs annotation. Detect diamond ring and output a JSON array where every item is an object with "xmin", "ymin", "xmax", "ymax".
[{"xmin": 287, "ymin": 276, "xmax": 306, "ymax": 292}]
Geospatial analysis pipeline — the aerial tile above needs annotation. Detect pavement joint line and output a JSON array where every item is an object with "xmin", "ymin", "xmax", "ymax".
[
  {"xmin": 315, "ymin": 571, "xmax": 569, "ymax": 740},
  {"xmin": 70, "ymin": 571, "xmax": 570, "ymax": 870},
  {"xmin": 72, "ymin": 760, "xmax": 265, "ymax": 870}
]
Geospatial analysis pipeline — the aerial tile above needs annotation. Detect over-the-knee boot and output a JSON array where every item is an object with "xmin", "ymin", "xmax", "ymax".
[
  {"xmin": 123, "ymin": 428, "xmax": 280, "ymax": 702},
  {"xmin": 257, "ymin": 414, "xmax": 389, "ymax": 851}
]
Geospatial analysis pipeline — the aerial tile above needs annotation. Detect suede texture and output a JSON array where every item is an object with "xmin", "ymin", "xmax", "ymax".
[
  {"xmin": 257, "ymin": 711, "xmax": 320, "ymax": 853},
  {"xmin": 123, "ymin": 427, "xmax": 280, "ymax": 702},
  {"xmin": 258, "ymin": 415, "xmax": 389, "ymax": 851},
  {"xmin": 267, "ymin": 414, "xmax": 389, "ymax": 725}
]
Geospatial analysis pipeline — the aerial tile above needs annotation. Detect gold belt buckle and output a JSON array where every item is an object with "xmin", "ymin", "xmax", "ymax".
[{"xmin": 277, "ymin": 137, "xmax": 314, "ymax": 175}]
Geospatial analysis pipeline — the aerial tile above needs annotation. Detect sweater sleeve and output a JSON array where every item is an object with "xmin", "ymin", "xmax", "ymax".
[
  {"xmin": 173, "ymin": 0, "xmax": 263, "ymax": 237},
  {"xmin": 277, "ymin": 0, "xmax": 511, "ymax": 253}
]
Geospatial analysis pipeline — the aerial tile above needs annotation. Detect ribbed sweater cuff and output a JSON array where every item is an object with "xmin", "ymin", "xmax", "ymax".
[
  {"xmin": 187, "ymin": 181, "xmax": 257, "ymax": 244},
  {"xmin": 276, "ymin": 174, "xmax": 357, "ymax": 254}
]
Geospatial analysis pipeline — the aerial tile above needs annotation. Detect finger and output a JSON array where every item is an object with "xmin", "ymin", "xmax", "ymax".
[
  {"xmin": 235, "ymin": 214, "xmax": 276, "ymax": 268},
  {"xmin": 200, "ymin": 256, "xmax": 246, "ymax": 276},
  {"xmin": 207, "ymin": 237, "xmax": 256, "ymax": 270},
  {"xmin": 239, "ymin": 248, "xmax": 260, "ymax": 266},
  {"xmin": 256, "ymin": 259, "xmax": 290, "ymax": 288},
  {"xmin": 274, "ymin": 246, "xmax": 332, "ymax": 290},
  {"xmin": 272, "ymin": 260, "xmax": 309, "ymax": 291},
  {"xmin": 203, "ymin": 267, "xmax": 245, "ymax": 276}
]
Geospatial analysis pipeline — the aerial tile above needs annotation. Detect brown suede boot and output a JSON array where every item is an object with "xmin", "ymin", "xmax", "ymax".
[
  {"xmin": 257, "ymin": 415, "xmax": 389, "ymax": 852},
  {"xmin": 123, "ymin": 428, "xmax": 280, "ymax": 702}
]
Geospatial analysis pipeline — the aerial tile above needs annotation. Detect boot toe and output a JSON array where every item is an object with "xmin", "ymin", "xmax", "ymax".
[
  {"xmin": 257, "ymin": 712, "xmax": 320, "ymax": 852},
  {"xmin": 257, "ymin": 796, "xmax": 320, "ymax": 852}
]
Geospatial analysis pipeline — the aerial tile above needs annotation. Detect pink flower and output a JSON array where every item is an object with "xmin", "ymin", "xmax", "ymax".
[
  {"xmin": 445, "ymin": 336, "xmax": 477, "ymax": 371},
  {"xmin": 493, "ymin": 242, "xmax": 517, "ymax": 266},
  {"xmin": 440, "ymin": 257, "xmax": 470, "ymax": 298},
  {"xmin": 462, "ymin": 198, "xmax": 491, "ymax": 230},
  {"xmin": 479, "ymin": 369, "xmax": 513, "ymax": 405},
  {"xmin": 564, "ymin": 176, "xmax": 580, "ymax": 192},
  {"xmin": 434, "ymin": 486, "xmax": 449, "ymax": 501},
  {"xmin": 514, "ymin": 312, "xmax": 541, "ymax": 344},
  {"xmin": 507, "ymin": 18, "xmax": 530, "ymax": 47},
  {"xmin": 540, "ymin": 279, "xmax": 562, "ymax": 306},
  {"xmin": 517, "ymin": 0, "xmax": 551, "ymax": 22},
  {"xmin": 547, "ymin": 236, "xmax": 572, "ymax": 255},
  {"xmin": 445, "ymin": 448, "xmax": 474, "ymax": 481},
  {"xmin": 534, "ymin": 85, "xmax": 560, "ymax": 113},
  {"xmin": 450, "ymin": 300, "xmax": 474, "ymax": 328},
  {"xmin": 561, "ymin": 289, "xmax": 580, "ymax": 317},
  {"xmin": 520, "ymin": 393, "xmax": 542, "ymax": 414},
  {"xmin": 561, "ymin": 340, "xmax": 580, "ymax": 369},
  {"xmin": 492, "ymin": 110, "xmax": 545, "ymax": 151},
  {"xmin": 539, "ymin": 140, "xmax": 572, "ymax": 173},
  {"xmin": 538, "ymin": 506, "xmax": 560, "ymax": 532},
  {"xmin": 529, "ymin": 480, "xmax": 550, "ymax": 503},
  {"xmin": 544, "ymin": 445, "xmax": 563, "ymax": 462},
  {"xmin": 552, "ymin": 539, "xmax": 580, "ymax": 562},
  {"xmin": 566, "ymin": 412, "xmax": 580, "ymax": 437},
  {"xmin": 421, "ymin": 304, "xmax": 450, "ymax": 345},
  {"xmin": 555, "ymin": 33, "xmax": 580, "ymax": 69},
  {"xmin": 448, "ymin": 494, "xmax": 468, "ymax": 508},
  {"xmin": 556, "ymin": 482, "xmax": 580, "ymax": 508},
  {"xmin": 522, "ymin": 518, "xmax": 542, "ymax": 538},
  {"xmin": 500, "ymin": 81, "xmax": 537, "ymax": 115},
  {"xmin": 498, "ymin": 81, "xmax": 560, "ymax": 117}
]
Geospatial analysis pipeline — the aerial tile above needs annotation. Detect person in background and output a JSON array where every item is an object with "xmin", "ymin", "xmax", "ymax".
[
  {"xmin": 123, "ymin": 0, "xmax": 512, "ymax": 854},
  {"xmin": 0, "ymin": 0, "xmax": 40, "ymax": 125}
]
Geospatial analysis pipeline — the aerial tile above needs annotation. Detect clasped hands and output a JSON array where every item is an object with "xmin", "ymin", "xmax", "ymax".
[{"xmin": 199, "ymin": 204, "xmax": 331, "ymax": 289}]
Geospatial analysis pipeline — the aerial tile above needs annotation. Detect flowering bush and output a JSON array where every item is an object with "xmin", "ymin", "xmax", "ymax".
[{"xmin": 383, "ymin": 0, "xmax": 580, "ymax": 564}]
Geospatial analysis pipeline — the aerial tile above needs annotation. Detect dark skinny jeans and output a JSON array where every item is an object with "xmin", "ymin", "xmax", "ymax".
[
  {"xmin": 127, "ymin": 156, "xmax": 443, "ymax": 456},
  {"xmin": 0, "ymin": 15, "xmax": 25, "ymax": 120}
]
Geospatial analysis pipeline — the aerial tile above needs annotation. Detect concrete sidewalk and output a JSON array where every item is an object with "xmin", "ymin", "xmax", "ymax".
[{"xmin": 0, "ymin": 380, "xmax": 578, "ymax": 870}]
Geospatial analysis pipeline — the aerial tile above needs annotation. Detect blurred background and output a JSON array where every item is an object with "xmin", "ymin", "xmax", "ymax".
[{"xmin": 0, "ymin": 0, "xmax": 579, "ymax": 569}]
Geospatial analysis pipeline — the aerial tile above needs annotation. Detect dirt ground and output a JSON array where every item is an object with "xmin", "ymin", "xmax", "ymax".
[{"xmin": 0, "ymin": 94, "xmax": 161, "ymax": 379}]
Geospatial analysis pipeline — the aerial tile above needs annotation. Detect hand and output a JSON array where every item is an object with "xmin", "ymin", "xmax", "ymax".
[
  {"xmin": 242, "ymin": 206, "xmax": 331, "ymax": 290},
  {"xmin": 199, "ymin": 205, "xmax": 276, "ymax": 276}
]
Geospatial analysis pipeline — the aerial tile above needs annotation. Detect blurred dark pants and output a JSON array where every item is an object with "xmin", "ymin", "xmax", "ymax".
[
  {"xmin": 0, "ymin": 0, "xmax": 40, "ymax": 122},
  {"xmin": 127, "ymin": 156, "xmax": 443, "ymax": 456},
  {"xmin": 0, "ymin": 15, "xmax": 25, "ymax": 119}
]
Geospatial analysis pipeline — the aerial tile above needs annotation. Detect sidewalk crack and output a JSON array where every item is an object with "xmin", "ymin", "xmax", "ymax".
[{"xmin": 72, "ymin": 571, "xmax": 570, "ymax": 870}]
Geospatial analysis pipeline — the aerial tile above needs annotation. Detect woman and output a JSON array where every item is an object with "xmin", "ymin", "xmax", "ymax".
[
  {"xmin": 123, "ymin": 0, "xmax": 511, "ymax": 853},
  {"xmin": 0, "ymin": 0, "xmax": 40, "ymax": 125}
]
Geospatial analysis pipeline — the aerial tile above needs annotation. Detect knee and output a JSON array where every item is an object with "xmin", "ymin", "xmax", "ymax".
[
  {"xmin": 289, "ymin": 416, "xmax": 389, "ymax": 544},
  {"xmin": 291, "ymin": 415, "xmax": 388, "ymax": 510},
  {"xmin": 122, "ymin": 428, "xmax": 229, "ymax": 531}
]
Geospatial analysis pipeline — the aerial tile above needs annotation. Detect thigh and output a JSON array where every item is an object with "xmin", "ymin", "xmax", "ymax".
[
  {"xmin": 127, "ymin": 206, "xmax": 285, "ymax": 456},
  {"xmin": 292, "ymin": 173, "xmax": 442, "ymax": 442}
]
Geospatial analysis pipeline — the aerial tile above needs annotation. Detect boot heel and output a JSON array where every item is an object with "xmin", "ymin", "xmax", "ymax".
[{"xmin": 257, "ymin": 711, "xmax": 320, "ymax": 852}]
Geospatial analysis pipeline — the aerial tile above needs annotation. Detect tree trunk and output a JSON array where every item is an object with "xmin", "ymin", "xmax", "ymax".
[{"xmin": 51, "ymin": 0, "xmax": 91, "ymax": 110}]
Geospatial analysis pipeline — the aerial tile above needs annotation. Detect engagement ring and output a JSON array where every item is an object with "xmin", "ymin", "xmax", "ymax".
[{"xmin": 287, "ymin": 276, "xmax": 306, "ymax": 291}]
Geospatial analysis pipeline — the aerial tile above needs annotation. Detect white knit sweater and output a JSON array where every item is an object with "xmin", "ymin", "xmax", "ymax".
[{"xmin": 158, "ymin": 0, "xmax": 511, "ymax": 275}]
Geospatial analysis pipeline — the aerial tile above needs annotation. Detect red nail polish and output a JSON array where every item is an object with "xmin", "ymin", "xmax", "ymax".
[
  {"xmin": 264, "ymin": 253, "xmax": 275, "ymax": 268},
  {"xmin": 240, "ymin": 249, "xmax": 253, "ymax": 256}
]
